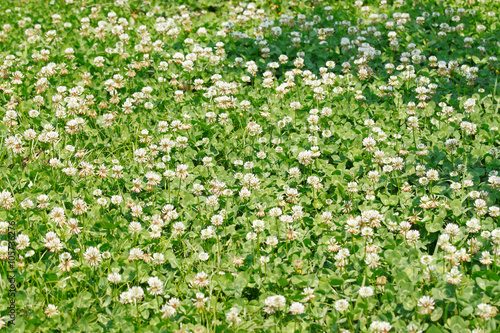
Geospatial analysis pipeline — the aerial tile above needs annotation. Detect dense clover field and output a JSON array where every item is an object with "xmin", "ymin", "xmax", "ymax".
[{"xmin": 1, "ymin": 0, "xmax": 500, "ymax": 331}]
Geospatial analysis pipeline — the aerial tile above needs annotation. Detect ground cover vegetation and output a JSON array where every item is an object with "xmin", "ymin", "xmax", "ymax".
[{"xmin": 1, "ymin": 0, "xmax": 500, "ymax": 332}]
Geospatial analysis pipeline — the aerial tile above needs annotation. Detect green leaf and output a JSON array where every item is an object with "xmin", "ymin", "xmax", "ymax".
[
  {"xmin": 426, "ymin": 324, "xmax": 445, "ymax": 333},
  {"xmin": 165, "ymin": 251, "xmax": 178, "ymax": 268},
  {"xmin": 379, "ymin": 194, "xmax": 398, "ymax": 206},
  {"xmin": 450, "ymin": 199, "xmax": 463, "ymax": 216},
  {"xmin": 277, "ymin": 277, "xmax": 289, "ymax": 287},
  {"xmin": 476, "ymin": 277, "xmax": 487, "ymax": 290},
  {"xmin": 426, "ymin": 216, "xmax": 443, "ymax": 233},
  {"xmin": 447, "ymin": 315, "xmax": 469, "ymax": 331},
  {"xmin": 431, "ymin": 307, "xmax": 443, "ymax": 322},
  {"xmin": 460, "ymin": 306, "xmax": 473, "ymax": 317},
  {"xmin": 74, "ymin": 292, "xmax": 93, "ymax": 308}
]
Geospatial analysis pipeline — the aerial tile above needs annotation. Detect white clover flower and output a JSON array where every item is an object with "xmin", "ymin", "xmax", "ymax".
[
  {"xmin": 334, "ymin": 299, "xmax": 349, "ymax": 312},
  {"xmin": 108, "ymin": 273, "xmax": 122, "ymax": 284},
  {"xmin": 289, "ymin": 302, "xmax": 305, "ymax": 315},
  {"xmin": 45, "ymin": 304, "xmax": 59, "ymax": 318},
  {"xmin": 359, "ymin": 286, "xmax": 374, "ymax": 298}
]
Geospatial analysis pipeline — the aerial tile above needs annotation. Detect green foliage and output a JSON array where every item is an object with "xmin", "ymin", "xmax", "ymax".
[{"xmin": 0, "ymin": 0, "xmax": 500, "ymax": 332}]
